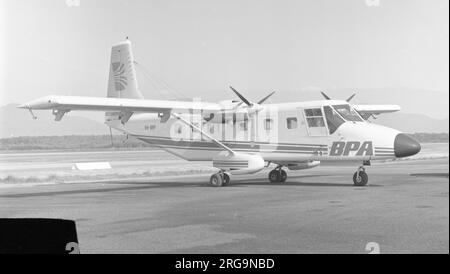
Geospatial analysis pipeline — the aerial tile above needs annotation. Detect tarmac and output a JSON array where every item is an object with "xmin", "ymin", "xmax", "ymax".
[{"xmin": 0, "ymin": 155, "xmax": 448, "ymax": 254}]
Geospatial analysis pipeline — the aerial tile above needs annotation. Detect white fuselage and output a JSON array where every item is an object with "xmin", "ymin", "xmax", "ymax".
[{"xmin": 108, "ymin": 99, "xmax": 400, "ymax": 164}]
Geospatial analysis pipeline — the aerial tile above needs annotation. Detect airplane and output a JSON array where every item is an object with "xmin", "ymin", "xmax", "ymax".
[{"xmin": 19, "ymin": 39, "xmax": 421, "ymax": 187}]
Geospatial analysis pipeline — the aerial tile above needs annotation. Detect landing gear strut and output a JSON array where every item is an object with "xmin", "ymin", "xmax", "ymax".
[
  {"xmin": 353, "ymin": 166, "xmax": 369, "ymax": 186},
  {"xmin": 268, "ymin": 166, "xmax": 287, "ymax": 183},
  {"xmin": 209, "ymin": 171, "xmax": 230, "ymax": 187}
]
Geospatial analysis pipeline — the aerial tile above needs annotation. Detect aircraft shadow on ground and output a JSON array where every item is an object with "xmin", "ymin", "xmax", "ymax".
[
  {"xmin": 227, "ymin": 175, "xmax": 356, "ymax": 187},
  {"xmin": 410, "ymin": 173, "xmax": 449, "ymax": 178},
  {"xmin": 0, "ymin": 175, "xmax": 379, "ymax": 198},
  {"xmin": 107, "ymin": 174, "xmax": 355, "ymax": 188}
]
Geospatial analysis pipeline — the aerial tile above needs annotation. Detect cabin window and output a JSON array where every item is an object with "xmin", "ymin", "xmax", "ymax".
[
  {"xmin": 209, "ymin": 124, "xmax": 214, "ymax": 134},
  {"xmin": 286, "ymin": 117, "xmax": 297, "ymax": 129},
  {"xmin": 324, "ymin": 106, "xmax": 344, "ymax": 134},
  {"xmin": 264, "ymin": 118, "xmax": 273, "ymax": 130}
]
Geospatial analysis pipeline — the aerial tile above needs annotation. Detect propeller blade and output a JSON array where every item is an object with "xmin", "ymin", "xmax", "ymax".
[
  {"xmin": 257, "ymin": 91, "xmax": 276, "ymax": 104},
  {"xmin": 229, "ymin": 86, "xmax": 252, "ymax": 106},
  {"xmin": 320, "ymin": 92, "xmax": 331, "ymax": 100},
  {"xmin": 233, "ymin": 101, "xmax": 244, "ymax": 110},
  {"xmin": 346, "ymin": 93, "xmax": 356, "ymax": 102}
]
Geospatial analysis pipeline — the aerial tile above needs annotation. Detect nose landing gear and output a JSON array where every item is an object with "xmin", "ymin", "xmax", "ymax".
[
  {"xmin": 353, "ymin": 166, "xmax": 369, "ymax": 186},
  {"xmin": 268, "ymin": 167, "xmax": 287, "ymax": 183}
]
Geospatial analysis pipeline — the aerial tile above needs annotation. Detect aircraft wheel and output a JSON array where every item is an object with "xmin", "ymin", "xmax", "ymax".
[
  {"xmin": 210, "ymin": 173, "xmax": 223, "ymax": 187},
  {"xmin": 222, "ymin": 173, "xmax": 231, "ymax": 186},
  {"xmin": 280, "ymin": 170, "xmax": 287, "ymax": 182},
  {"xmin": 353, "ymin": 171, "xmax": 368, "ymax": 186},
  {"xmin": 269, "ymin": 170, "xmax": 281, "ymax": 183}
]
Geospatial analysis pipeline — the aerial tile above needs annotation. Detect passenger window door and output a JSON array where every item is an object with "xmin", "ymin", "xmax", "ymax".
[{"xmin": 303, "ymin": 107, "xmax": 328, "ymax": 136}]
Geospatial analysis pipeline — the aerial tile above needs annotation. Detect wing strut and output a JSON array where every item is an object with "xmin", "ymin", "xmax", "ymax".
[
  {"xmin": 27, "ymin": 108, "xmax": 37, "ymax": 120},
  {"xmin": 171, "ymin": 113, "xmax": 235, "ymax": 155}
]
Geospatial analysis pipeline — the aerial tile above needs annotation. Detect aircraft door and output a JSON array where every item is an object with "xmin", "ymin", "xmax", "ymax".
[{"xmin": 302, "ymin": 107, "xmax": 329, "ymax": 137}]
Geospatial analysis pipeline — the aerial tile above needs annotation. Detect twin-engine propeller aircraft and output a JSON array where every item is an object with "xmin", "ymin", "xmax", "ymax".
[{"xmin": 20, "ymin": 40, "xmax": 421, "ymax": 187}]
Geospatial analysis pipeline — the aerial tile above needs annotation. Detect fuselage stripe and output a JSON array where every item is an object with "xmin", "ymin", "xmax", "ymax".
[
  {"xmin": 136, "ymin": 136, "xmax": 327, "ymax": 152},
  {"xmin": 140, "ymin": 141, "xmax": 323, "ymax": 154},
  {"xmin": 133, "ymin": 134, "xmax": 327, "ymax": 148}
]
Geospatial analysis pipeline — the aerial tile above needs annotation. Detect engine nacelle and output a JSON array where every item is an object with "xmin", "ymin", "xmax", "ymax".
[
  {"xmin": 213, "ymin": 152, "xmax": 265, "ymax": 175},
  {"xmin": 286, "ymin": 161, "xmax": 321, "ymax": 170}
]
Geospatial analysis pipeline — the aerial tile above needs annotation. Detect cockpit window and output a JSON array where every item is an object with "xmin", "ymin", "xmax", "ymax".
[
  {"xmin": 333, "ymin": 104, "xmax": 363, "ymax": 122},
  {"xmin": 324, "ymin": 106, "xmax": 344, "ymax": 134}
]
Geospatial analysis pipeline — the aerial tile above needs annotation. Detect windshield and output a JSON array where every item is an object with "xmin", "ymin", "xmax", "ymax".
[
  {"xmin": 333, "ymin": 104, "xmax": 364, "ymax": 122},
  {"xmin": 324, "ymin": 106, "xmax": 345, "ymax": 134}
]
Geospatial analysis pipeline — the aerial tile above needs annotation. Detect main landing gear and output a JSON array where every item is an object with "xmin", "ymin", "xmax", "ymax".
[
  {"xmin": 209, "ymin": 171, "xmax": 230, "ymax": 187},
  {"xmin": 353, "ymin": 166, "xmax": 369, "ymax": 186},
  {"xmin": 268, "ymin": 166, "xmax": 287, "ymax": 183}
]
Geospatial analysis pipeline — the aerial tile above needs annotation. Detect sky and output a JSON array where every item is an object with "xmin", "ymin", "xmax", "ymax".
[{"xmin": 1, "ymin": 0, "xmax": 449, "ymax": 119}]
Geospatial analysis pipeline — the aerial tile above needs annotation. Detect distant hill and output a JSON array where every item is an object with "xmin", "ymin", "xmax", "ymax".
[
  {"xmin": 372, "ymin": 113, "xmax": 449, "ymax": 134},
  {"xmin": 0, "ymin": 104, "xmax": 109, "ymax": 138}
]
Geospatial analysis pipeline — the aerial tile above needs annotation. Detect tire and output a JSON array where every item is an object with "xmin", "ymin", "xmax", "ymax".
[
  {"xmin": 269, "ymin": 170, "xmax": 281, "ymax": 183},
  {"xmin": 280, "ymin": 170, "xmax": 287, "ymax": 182},
  {"xmin": 353, "ymin": 171, "xmax": 369, "ymax": 186},
  {"xmin": 222, "ymin": 173, "xmax": 231, "ymax": 186},
  {"xmin": 210, "ymin": 173, "xmax": 223, "ymax": 187}
]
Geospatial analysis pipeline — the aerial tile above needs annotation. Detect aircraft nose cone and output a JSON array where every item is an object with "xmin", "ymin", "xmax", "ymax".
[{"xmin": 394, "ymin": 133, "xmax": 421, "ymax": 158}]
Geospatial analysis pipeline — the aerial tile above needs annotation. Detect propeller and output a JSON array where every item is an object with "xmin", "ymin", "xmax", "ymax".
[
  {"xmin": 228, "ymin": 86, "xmax": 275, "ymax": 143},
  {"xmin": 258, "ymin": 91, "xmax": 276, "ymax": 104},
  {"xmin": 321, "ymin": 91, "xmax": 356, "ymax": 102},
  {"xmin": 346, "ymin": 93, "xmax": 356, "ymax": 102},
  {"xmin": 229, "ymin": 86, "xmax": 253, "ymax": 106},
  {"xmin": 320, "ymin": 92, "xmax": 331, "ymax": 100},
  {"xmin": 229, "ymin": 86, "xmax": 276, "ymax": 109}
]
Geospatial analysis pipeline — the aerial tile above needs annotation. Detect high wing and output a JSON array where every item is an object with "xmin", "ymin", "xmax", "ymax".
[
  {"xmin": 18, "ymin": 95, "xmax": 222, "ymax": 120},
  {"xmin": 353, "ymin": 104, "xmax": 401, "ymax": 120}
]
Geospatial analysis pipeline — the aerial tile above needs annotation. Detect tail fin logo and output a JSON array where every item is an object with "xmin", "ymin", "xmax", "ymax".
[{"xmin": 112, "ymin": 62, "xmax": 128, "ymax": 91}]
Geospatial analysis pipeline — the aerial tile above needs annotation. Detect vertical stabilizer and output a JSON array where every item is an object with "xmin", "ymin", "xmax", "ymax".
[{"xmin": 107, "ymin": 40, "xmax": 143, "ymax": 99}]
